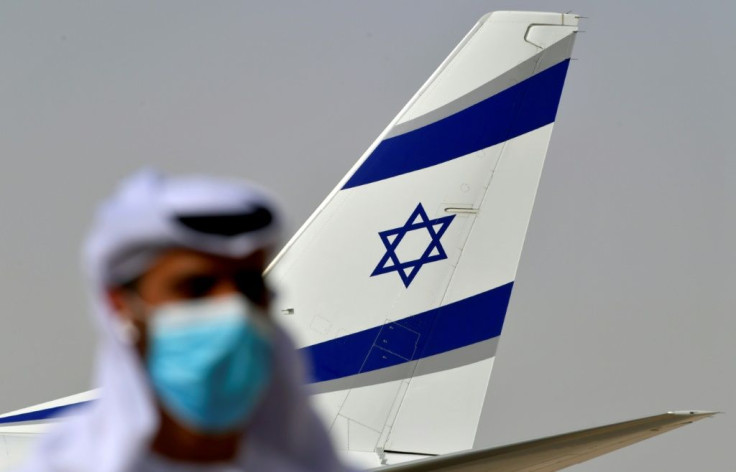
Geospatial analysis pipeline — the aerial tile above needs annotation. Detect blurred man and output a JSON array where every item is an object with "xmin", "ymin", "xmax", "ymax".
[{"xmin": 17, "ymin": 171, "xmax": 347, "ymax": 472}]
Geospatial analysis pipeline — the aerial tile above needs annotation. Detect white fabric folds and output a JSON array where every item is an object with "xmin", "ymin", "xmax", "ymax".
[{"xmin": 16, "ymin": 170, "xmax": 348, "ymax": 472}]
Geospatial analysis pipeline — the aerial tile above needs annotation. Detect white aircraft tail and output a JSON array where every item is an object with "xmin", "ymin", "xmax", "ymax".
[{"xmin": 266, "ymin": 11, "xmax": 579, "ymax": 462}]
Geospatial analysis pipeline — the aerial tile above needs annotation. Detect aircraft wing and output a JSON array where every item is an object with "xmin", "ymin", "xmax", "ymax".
[{"xmin": 376, "ymin": 411, "xmax": 716, "ymax": 472}]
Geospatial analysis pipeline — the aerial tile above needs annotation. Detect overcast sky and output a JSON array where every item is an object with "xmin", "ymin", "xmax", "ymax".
[{"xmin": 0, "ymin": 1, "xmax": 733, "ymax": 470}]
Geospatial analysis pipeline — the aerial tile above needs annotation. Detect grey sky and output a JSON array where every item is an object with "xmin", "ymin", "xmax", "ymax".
[{"xmin": 0, "ymin": 1, "xmax": 732, "ymax": 470}]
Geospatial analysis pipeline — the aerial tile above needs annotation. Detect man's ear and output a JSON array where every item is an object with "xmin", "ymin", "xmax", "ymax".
[
  {"xmin": 106, "ymin": 287, "xmax": 131, "ymax": 319},
  {"xmin": 106, "ymin": 287, "xmax": 147, "ymax": 354}
]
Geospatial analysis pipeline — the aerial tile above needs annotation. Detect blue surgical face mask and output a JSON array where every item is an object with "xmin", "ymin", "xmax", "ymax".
[{"xmin": 145, "ymin": 294, "xmax": 273, "ymax": 433}]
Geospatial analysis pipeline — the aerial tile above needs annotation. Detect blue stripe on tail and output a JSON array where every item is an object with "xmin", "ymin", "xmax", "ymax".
[
  {"xmin": 304, "ymin": 282, "xmax": 513, "ymax": 383},
  {"xmin": 343, "ymin": 59, "xmax": 570, "ymax": 189}
]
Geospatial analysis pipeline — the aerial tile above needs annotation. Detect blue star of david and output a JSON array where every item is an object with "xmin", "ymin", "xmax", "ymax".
[{"xmin": 371, "ymin": 203, "xmax": 456, "ymax": 288}]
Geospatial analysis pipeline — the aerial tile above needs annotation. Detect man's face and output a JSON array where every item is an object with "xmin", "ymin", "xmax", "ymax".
[{"xmin": 108, "ymin": 248, "xmax": 270, "ymax": 349}]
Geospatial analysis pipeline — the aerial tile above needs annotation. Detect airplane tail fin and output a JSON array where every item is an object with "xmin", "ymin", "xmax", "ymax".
[{"xmin": 267, "ymin": 11, "xmax": 579, "ymax": 461}]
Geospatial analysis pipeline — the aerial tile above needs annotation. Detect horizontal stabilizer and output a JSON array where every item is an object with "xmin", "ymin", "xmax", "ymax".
[{"xmin": 375, "ymin": 411, "xmax": 717, "ymax": 471}]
